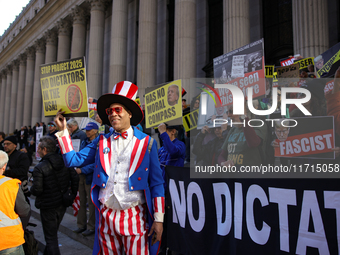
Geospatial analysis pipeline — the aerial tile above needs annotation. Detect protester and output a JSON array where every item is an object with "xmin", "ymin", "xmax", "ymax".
[
  {"xmin": 326, "ymin": 67, "xmax": 340, "ymax": 136},
  {"xmin": 192, "ymin": 124, "xmax": 229, "ymax": 165},
  {"xmin": 54, "ymin": 81, "xmax": 164, "ymax": 255},
  {"xmin": 19, "ymin": 126, "xmax": 28, "ymax": 149},
  {"xmin": 0, "ymin": 150, "xmax": 30, "ymax": 255},
  {"xmin": 158, "ymin": 123, "xmax": 186, "ymax": 181},
  {"xmin": 66, "ymin": 118, "xmax": 87, "ymax": 142},
  {"xmin": 0, "ymin": 132, "xmax": 5, "ymax": 151},
  {"xmin": 3, "ymin": 134, "xmax": 32, "ymax": 227},
  {"xmin": 218, "ymin": 105, "xmax": 267, "ymax": 167},
  {"xmin": 73, "ymin": 122, "xmax": 98, "ymax": 236},
  {"xmin": 182, "ymin": 99, "xmax": 187, "ymax": 109},
  {"xmin": 30, "ymin": 136, "xmax": 79, "ymax": 255}
]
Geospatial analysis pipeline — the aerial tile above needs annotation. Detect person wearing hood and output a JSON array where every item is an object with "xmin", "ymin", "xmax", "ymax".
[{"xmin": 30, "ymin": 136, "xmax": 79, "ymax": 255}]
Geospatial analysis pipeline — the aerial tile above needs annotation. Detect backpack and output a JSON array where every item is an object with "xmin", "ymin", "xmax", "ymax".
[{"xmin": 23, "ymin": 229, "xmax": 39, "ymax": 255}]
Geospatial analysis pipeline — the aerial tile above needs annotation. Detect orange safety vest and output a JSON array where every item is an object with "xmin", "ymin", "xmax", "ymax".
[{"xmin": 0, "ymin": 176, "xmax": 25, "ymax": 251}]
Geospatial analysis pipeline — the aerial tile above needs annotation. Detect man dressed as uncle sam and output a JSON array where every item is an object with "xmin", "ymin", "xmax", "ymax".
[{"xmin": 54, "ymin": 81, "xmax": 165, "ymax": 255}]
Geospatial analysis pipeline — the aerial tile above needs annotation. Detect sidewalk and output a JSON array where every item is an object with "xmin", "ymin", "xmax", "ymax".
[{"xmin": 28, "ymin": 195, "xmax": 94, "ymax": 254}]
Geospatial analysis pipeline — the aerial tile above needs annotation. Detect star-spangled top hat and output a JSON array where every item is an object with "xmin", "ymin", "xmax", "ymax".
[{"xmin": 97, "ymin": 81, "xmax": 144, "ymax": 126}]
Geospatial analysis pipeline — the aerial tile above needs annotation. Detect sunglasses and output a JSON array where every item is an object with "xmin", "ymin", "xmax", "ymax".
[{"xmin": 105, "ymin": 107, "xmax": 123, "ymax": 115}]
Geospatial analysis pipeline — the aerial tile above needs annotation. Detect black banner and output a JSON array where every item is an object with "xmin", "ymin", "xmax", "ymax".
[{"xmin": 166, "ymin": 166, "xmax": 340, "ymax": 255}]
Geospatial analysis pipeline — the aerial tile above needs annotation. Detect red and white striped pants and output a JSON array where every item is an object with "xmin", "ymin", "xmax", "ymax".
[{"xmin": 99, "ymin": 204, "xmax": 149, "ymax": 255}]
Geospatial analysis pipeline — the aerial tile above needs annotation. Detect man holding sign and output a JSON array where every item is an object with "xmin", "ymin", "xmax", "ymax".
[{"xmin": 54, "ymin": 81, "xmax": 164, "ymax": 255}]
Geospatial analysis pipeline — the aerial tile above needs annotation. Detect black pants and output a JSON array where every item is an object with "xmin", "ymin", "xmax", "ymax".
[{"xmin": 40, "ymin": 204, "xmax": 66, "ymax": 255}]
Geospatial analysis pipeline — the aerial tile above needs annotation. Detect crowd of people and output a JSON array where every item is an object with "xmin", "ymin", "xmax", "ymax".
[{"xmin": 1, "ymin": 63, "xmax": 340, "ymax": 254}]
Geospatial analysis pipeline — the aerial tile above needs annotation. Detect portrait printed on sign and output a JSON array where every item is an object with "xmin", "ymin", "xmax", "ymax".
[
  {"xmin": 66, "ymin": 85, "xmax": 83, "ymax": 112},
  {"xmin": 145, "ymin": 80, "xmax": 182, "ymax": 128},
  {"xmin": 274, "ymin": 116, "xmax": 335, "ymax": 159}
]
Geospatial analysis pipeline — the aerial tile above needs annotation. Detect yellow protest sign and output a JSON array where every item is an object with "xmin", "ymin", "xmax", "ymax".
[
  {"xmin": 40, "ymin": 57, "xmax": 89, "ymax": 117},
  {"xmin": 295, "ymin": 57, "xmax": 314, "ymax": 70},
  {"xmin": 265, "ymin": 65, "xmax": 274, "ymax": 78},
  {"xmin": 89, "ymin": 110, "xmax": 95, "ymax": 119},
  {"xmin": 183, "ymin": 109, "xmax": 199, "ymax": 131},
  {"xmin": 135, "ymin": 97, "xmax": 141, "ymax": 106},
  {"xmin": 145, "ymin": 80, "xmax": 182, "ymax": 128}
]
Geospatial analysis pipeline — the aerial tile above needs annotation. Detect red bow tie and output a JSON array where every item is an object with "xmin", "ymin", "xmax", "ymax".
[{"xmin": 113, "ymin": 131, "xmax": 128, "ymax": 140}]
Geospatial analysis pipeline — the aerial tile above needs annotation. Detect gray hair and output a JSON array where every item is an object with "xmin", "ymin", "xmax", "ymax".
[
  {"xmin": 67, "ymin": 118, "xmax": 78, "ymax": 127},
  {"xmin": 0, "ymin": 151, "xmax": 9, "ymax": 169},
  {"xmin": 39, "ymin": 136, "xmax": 57, "ymax": 154}
]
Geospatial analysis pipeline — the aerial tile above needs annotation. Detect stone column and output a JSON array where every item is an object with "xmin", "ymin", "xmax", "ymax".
[
  {"xmin": 137, "ymin": 0, "xmax": 157, "ymax": 97},
  {"xmin": 223, "ymin": 0, "xmax": 250, "ymax": 53},
  {"xmin": 23, "ymin": 47, "xmax": 36, "ymax": 127},
  {"xmin": 57, "ymin": 18, "xmax": 71, "ymax": 61},
  {"xmin": 157, "ymin": 0, "xmax": 169, "ymax": 85},
  {"xmin": 109, "ymin": 0, "xmax": 128, "ymax": 90},
  {"xmin": 174, "ymin": 0, "xmax": 196, "ymax": 80},
  {"xmin": 32, "ymin": 38, "xmax": 46, "ymax": 126},
  {"xmin": 9, "ymin": 60, "xmax": 19, "ymax": 134},
  {"xmin": 43, "ymin": 29, "xmax": 58, "ymax": 123},
  {"xmin": 0, "ymin": 72, "xmax": 6, "ymax": 132},
  {"xmin": 87, "ymin": 0, "xmax": 108, "ymax": 99},
  {"xmin": 4, "ymin": 65, "xmax": 13, "ymax": 135},
  {"xmin": 15, "ymin": 54, "xmax": 27, "ymax": 130},
  {"xmin": 292, "ymin": 0, "xmax": 328, "ymax": 57},
  {"xmin": 45, "ymin": 28, "xmax": 58, "ymax": 63},
  {"xmin": 71, "ymin": 6, "xmax": 87, "ymax": 59}
]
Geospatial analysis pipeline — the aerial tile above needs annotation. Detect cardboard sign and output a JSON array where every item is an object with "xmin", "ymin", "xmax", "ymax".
[{"xmin": 40, "ymin": 57, "xmax": 89, "ymax": 117}]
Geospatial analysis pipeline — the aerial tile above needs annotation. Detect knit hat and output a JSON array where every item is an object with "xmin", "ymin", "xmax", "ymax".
[{"xmin": 4, "ymin": 136, "xmax": 17, "ymax": 145}]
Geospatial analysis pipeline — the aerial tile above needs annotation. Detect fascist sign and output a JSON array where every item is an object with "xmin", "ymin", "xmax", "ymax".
[
  {"xmin": 40, "ymin": 57, "xmax": 89, "ymax": 117},
  {"xmin": 274, "ymin": 116, "xmax": 335, "ymax": 159},
  {"xmin": 145, "ymin": 80, "xmax": 182, "ymax": 128}
]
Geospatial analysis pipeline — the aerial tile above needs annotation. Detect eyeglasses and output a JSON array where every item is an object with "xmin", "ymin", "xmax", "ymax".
[
  {"xmin": 48, "ymin": 124, "xmax": 55, "ymax": 127},
  {"xmin": 2, "ymin": 142, "xmax": 12, "ymax": 146},
  {"xmin": 106, "ymin": 107, "xmax": 123, "ymax": 115}
]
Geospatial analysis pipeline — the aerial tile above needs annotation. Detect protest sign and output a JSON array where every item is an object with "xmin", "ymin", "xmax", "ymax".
[
  {"xmin": 135, "ymin": 97, "xmax": 141, "ymax": 106},
  {"xmin": 183, "ymin": 108, "xmax": 199, "ymax": 132},
  {"xmin": 213, "ymin": 39, "xmax": 266, "ymax": 106},
  {"xmin": 274, "ymin": 116, "xmax": 335, "ymax": 159},
  {"xmin": 280, "ymin": 56, "xmax": 295, "ymax": 66},
  {"xmin": 295, "ymin": 57, "xmax": 314, "ymax": 70},
  {"xmin": 276, "ymin": 63, "xmax": 299, "ymax": 78},
  {"xmin": 315, "ymin": 42, "xmax": 340, "ymax": 78},
  {"xmin": 40, "ymin": 57, "xmax": 89, "ymax": 117},
  {"xmin": 196, "ymin": 92, "xmax": 228, "ymax": 130},
  {"xmin": 166, "ymin": 166, "xmax": 340, "ymax": 254},
  {"xmin": 145, "ymin": 80, "xmax": 182, "ymax": 128},
  {"xmin": 324, "ymin": 79, "xmax": 334, "ymax": 95},
  {"xmin": 35, "ymin": 126, "xmax": 43, "ymax": 160},
  {"xmin": 265, "ymin": 65, "xmax": 274, "ymax": 78}
]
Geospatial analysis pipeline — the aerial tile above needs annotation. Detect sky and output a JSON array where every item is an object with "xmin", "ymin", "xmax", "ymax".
[{"xmin": 0, "ymin": 0, "xmax": 31, "ymax": 36}]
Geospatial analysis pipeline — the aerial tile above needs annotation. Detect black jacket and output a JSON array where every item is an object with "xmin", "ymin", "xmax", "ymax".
[
  {"xmin": 30, "ymin": 152, "xmax": 79, "ymax": 209},
  {"xmin": 4, "ymin": 149, "xmax": 30, "ymax": 182}
]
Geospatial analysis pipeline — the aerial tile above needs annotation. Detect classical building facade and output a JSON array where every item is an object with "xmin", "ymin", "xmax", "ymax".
[{"xmin": 0, "ymin": 0, "xmax": 339, "ymax": 134}]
